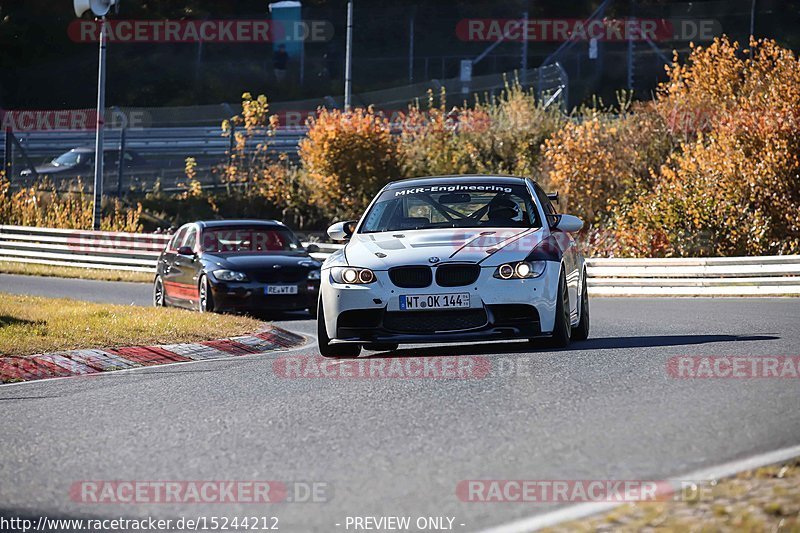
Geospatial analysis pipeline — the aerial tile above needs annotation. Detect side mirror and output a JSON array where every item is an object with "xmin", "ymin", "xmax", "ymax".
[
  {"xmin": 554, "ymin": 214, "xmax": 583, "ymax": 233},
  {"xmin": 177, "ymin": 246, "xmax": 195, "ymax": 256},
  {"xmin": 305, "ymin": 243, "xmax": 321, "ymax": 254},
  {"xmin": 327, "ymin": 220, "xmax": 357, "ymax": 241}
]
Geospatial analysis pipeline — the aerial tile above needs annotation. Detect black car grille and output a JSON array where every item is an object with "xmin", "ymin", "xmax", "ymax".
[
  {"xmin": 250, "ymin": 267, "xmax": 308, "ymax": 283},
  {"xmin": 389, "ymin": 266, "xmax": 432, "ymax": 288},
  {"xmin": 383, "ymin": 309, "xmax": 488, "ymax": 333},
  {"xmin": 435, "ymin": 264, "xmax": 480, "ymax": 287}
]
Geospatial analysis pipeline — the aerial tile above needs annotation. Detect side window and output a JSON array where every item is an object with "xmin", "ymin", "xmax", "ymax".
[
  {"xmin": 169, "ymin": 226, "xmax": 188, "ymax": 251},
  {"xmin": 183, "ymin": 227, "xmax": 198, "ymax": 251},
  {"xmin": 533, "ymin": 184, "xmax": 559, "ymax": 227}
]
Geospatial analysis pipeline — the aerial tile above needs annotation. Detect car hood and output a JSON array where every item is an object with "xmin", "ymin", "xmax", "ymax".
[
  {"xmin": 204, "ymin": 252, "xmax": 320, "ymax": 271},
  {"xmin": 342, "ymin": 227, "xmax": 545, "ymax": 269}
]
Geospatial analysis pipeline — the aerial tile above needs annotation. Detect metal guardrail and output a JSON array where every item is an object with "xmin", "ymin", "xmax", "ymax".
[
  {"xmin": 0, "ymin": 225, "xmax": 171, "ymax": 273},
  {"xmin": 6, "ymin": 127, "xmax": 306, "ymax": 160},
  {"xmin": 1, "ymin": 226, "xmax": 799, "ymax": 296},
  {"xmin": 586, "ymin": 256, "xmax": 800, "ymax": 296}
]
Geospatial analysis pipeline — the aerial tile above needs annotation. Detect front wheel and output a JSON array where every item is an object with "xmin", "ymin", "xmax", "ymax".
[
  {"xmin": 317, "ymin": 301, "xmax": 361, "ymax": 358},
  {"xmin": 198, "ymin": 274, "xmax": 215, "ymax": 313},
  {"xmin": 547, "ymin": 270, "xmax": 571, "ymax": 348},
  {"xmin": 153, "ymin": 275, "xmax": 166, "ymax": 307},
  {"xmin": 571, "ymin": 270, "xmax": 590, "ymax": 341}
]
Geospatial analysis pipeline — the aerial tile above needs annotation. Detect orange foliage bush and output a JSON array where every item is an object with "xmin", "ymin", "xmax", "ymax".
[
  {"xmin": 542, "ymin": 96, "xmax": 672, "ymax": 225},
  {"xmin": 0, "ymin": 175, "xmax": 142, "ymax": 232},
  {"xmin": 399, "ymin": 83, "xmax": 564, "ymax": 178},
  {"xmin": 544, "ymin": 36, "xmax": 800, "ymax": 257},
  {"xmin": 610, "ymin": 37, "xmax": 800, "ymax": 256},
  {"xmin": 299, "ymin": 106, "xmax": 401, "ymax": 219}
]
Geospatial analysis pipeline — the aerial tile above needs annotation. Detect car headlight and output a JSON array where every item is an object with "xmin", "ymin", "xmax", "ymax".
[
  {"xmin": 308, "ymin": 269, "xmax": 321, "ymax": 280},
  {"xmin": 493, "ymin": 261, "xmax": 546, "ymax": 279},
  {"xmin": 331, "ymin": 266, "xmax": 376, "ymax": 284},
  {"xmin": 213, "ymin": 269, "xmax": 249, "ymax": 282}
]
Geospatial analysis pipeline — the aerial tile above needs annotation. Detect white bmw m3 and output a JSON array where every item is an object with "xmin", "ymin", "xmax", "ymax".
[{"xmin": 317, "ymin": 175, "xmax": 589, "ymax": 357}]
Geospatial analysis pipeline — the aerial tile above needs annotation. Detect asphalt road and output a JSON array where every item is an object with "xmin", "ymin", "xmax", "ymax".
[{"xmin": 1, "ymin": 274, "xmax": 800, "ymax": 532}]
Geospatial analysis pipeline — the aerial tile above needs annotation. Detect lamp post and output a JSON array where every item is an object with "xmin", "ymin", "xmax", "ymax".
[
  {"xmin": 344, "ymin": 0, "xmax": 353, "ymax": 110},
  {"xmin": 74, "ymin": 0, "xmax": 117, "ymax": 230}
]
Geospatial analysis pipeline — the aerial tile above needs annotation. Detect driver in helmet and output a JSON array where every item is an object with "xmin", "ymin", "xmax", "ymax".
[{"xmin": 486, "ymin": 195, "xmax": 523, "ymax": 225}]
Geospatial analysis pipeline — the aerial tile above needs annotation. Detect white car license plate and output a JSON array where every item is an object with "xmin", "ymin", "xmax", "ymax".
[
  {"xmin": 399, "ymin": 293, "xmax": 470, "ymax": 310},
  {"xmin": 266, "ymin": 285, "xmax": 298, "ymax": 295}
]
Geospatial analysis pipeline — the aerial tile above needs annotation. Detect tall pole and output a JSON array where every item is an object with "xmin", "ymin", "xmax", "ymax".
[
  {"xmin": 408, "ymin": 13, "xmax": 415, "ymax": 83},
  {"xmin": 344, "ymin": 0, "xmax": 353, "ymax": 111},
  {"xmin": 626, "ymin": 0, "xmax": 634, "ymax": 92},
  {"xmin": 3, "ymin": 128, "xmax": 12, "ymax": 181},
  {"xmin": 521, "ymin": 11, "xmax": 528, "ymax": 85},
  {"xmin": 92, "ymin": 17, "xmax": 108, "ymax": 230},
  {"xmin": 749, "ymin": 0, "xmax": 756, "ymax": 58}
]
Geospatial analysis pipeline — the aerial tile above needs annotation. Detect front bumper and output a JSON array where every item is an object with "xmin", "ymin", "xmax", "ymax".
[
  {"xmin": 320, "ymin": 262, "xmax": 561, "ymax": 344},
  {"xmin": 210, "ymin": 280, "xmax": 319, "ymax": 312}
]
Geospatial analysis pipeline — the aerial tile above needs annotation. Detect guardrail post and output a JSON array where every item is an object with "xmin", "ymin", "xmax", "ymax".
[
  {"xmin": 3, "ymin": 127, "xmax": 12, "ymax": 181},
  {"xmin": 117, "ymin": 126, "xmax": 127, "ymax": 197},
  {"xmin": 10, "ymin": 132, "xmax": 38, "ymax": 183},
  {"xmin": 228, "ymin": 122, "xmax": 236, "ymax": 169}
]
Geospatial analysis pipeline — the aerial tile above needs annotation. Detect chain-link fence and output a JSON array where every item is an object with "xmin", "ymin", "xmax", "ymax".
[
  {"xmin": 1, "ymin": 61, "xmax": 566, "ymax": 193},
  {"xmin": 1, "ymin": 0, "xmax": 795, "ymax": 193}
]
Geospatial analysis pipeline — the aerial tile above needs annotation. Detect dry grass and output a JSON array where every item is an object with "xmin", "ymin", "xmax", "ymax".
[
  {"xmin": 543, "ymin": 458, "xmax": 800, "ymax": 532},
  {"xmin": 0, "ymin": 261, "xmax": 153, "ymax": 283},
  {"xmin": 0, "ymin": 293, "xmax": 262, "ymax": 356}
]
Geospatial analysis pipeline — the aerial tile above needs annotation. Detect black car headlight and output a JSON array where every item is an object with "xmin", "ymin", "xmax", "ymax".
[
  {"xmin": 494, "ymin": 261, "xmax": 546, "ymax": 280},
  {"xmin": 213, "ymin": 269, "xmax": 249, "ymax": 282},
  {"xmin": 308, "ymin": 269, "xmax": 321, "ymax": 280},
  {"xmin": 330, "ymin": 266, "xmax": 376, "ymax": 284}
]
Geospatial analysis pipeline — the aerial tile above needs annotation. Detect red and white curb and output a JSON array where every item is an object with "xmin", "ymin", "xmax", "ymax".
[{"xmin": 0, "ymin": 325, "xmax": 306, "ymax": 384}]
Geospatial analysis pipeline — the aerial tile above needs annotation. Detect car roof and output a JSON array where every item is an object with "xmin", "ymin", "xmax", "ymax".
[
  {"xmin": 71, "ymin": 146, "xmax": 138, "ymax": 153},
  {"xmin": 195, "ymin": 219, "xmax": 286, "ymax": 229},
  {"xmin": 384, "ymin": 174, "xmax": 530, "ymax": 190}
]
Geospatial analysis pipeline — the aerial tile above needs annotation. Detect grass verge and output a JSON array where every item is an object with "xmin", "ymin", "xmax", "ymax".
[
  {"xmin": 543, "ymin": 457, "xmax": 800, "ymax": 532},
  {"xmin": 0, "ymin": 293, "xmax": 262, "ymax": 356},
  {"xmin": 0, "ymin": 261, "xmax": 153, "ymax": 283}
]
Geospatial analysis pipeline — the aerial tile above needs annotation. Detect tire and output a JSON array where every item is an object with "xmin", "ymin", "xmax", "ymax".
[
  {"xmin": 198, "ymin": 274, "xmax": 215, "ymax": 313},
  {"xmin": 548, "ymin": 269, "xmax": 571, "ymax": 348},
  {"xmin": 571, "ymin": 270, "xmax": 590, "ymax": 341},
  {"xmin": 317, "ymin": 300, "xmax": 361, "ymax": 358},
  {"xmin": 364, "ymin": 343, "xmax": 399, "ymax": 352},
  {"xmin": 153, "ymin": 275, "xmax": 166, "ymax": 307}
]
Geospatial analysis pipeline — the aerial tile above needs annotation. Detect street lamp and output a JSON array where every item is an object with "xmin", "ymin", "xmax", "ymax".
[
  {"xmin": 73, "ymin": 0, "xmax": 118, "ymax": 230},
  {"xmin": 344, "ymin": 0, "xmax": 353, "ymax": 110}
]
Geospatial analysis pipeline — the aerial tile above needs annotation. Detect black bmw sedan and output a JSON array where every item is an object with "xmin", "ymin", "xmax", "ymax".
[{"xmin": 153, "ymin": 220, "xmax": 322, "ymax": 314}]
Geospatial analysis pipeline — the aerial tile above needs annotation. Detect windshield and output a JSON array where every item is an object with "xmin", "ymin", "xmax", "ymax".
[
  {"xmin": 51, "ymin": 151, "xmax": 83, "ymax": 167},
  {"xmin": 359, "ymin": 182, "xmax": 541, "ymax": 233},
  {"xmin": 201, "ymin": 226, "xmax": 303, "ymax": 254}
]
